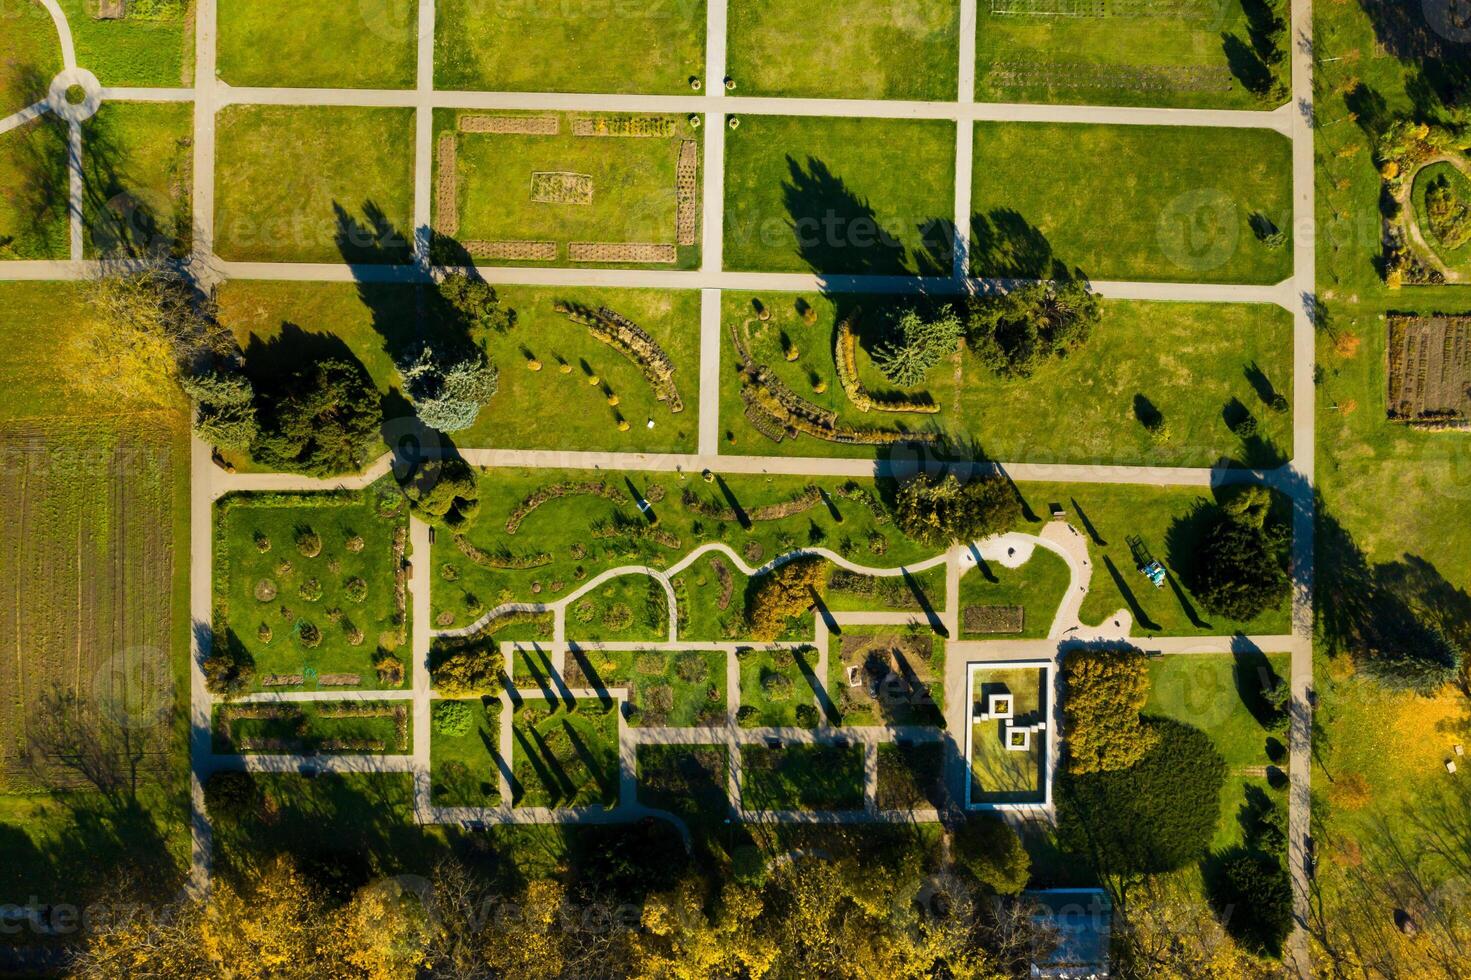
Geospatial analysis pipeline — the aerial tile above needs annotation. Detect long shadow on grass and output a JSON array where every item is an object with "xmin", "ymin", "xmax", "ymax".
[
  {"xmin": 1355, "ymin": 0, "xmax": 1471, "ymax": 116},
  {"xmin": 1101, "ymin": 554, "xmax": 1162, "ymax": 633}
]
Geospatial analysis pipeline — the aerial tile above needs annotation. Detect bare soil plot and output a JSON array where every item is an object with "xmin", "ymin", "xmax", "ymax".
[{"xmin": 1386, "ymin": 315, "xmax": 1471, "ymax": 423}]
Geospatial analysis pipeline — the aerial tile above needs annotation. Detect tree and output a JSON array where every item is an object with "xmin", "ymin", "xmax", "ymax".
[
  {"xmin": 437, "ymin": 272, "xmax": 516, "ymax": 335},
  {"xmin": 872, "ymin": 307, "xmax": 963, "ymax": 387},
  {"xmin": 1115, "ymin": 871, "xmax": 1280, "ymax": 979},
  {"xmin": 183, "ymin": 369, "xmax": 258, "ymax": 452},
  {"xmin": 203, "ymin": 771, "xmax": 260, "ymax": 826},
  {"xmin": 402, "ymin": 457, "xmax": 480, "ymax": 528},
  {"xmin": 966, "ymin": 280, "xmax": 1100, "ymax": 378},
  {"xmin": 400, "ymin": 346, "xmax": 498, "ymax": 432},
  {"xmin": 430, "ymin": 638, "xmax": 505, "ymax": 698},
  {"xmin": 251, "ymin": 357, "xmax": 382, "ymax": 476},
  {"xmin": 1062, "ymin": 647, "xmax": 1158, "ymax": 774},
  {"xmin": 1213, "ymin": 852, "xmax": 1293, "ymax": 956},
  {"xmin": 893, "ymin": 471, "xmax": 1022, "ymax": 548},
  {"xmin": 745, "ymin": 556, "xmax": 829, "ymax": 640},
  {"xmin": 952, "ymin": 816, "xmax": 1031, "ymax": 895},
  {"xmin": 1192, "ymin": 510, "xmax": 1289, "ymax": 622}
]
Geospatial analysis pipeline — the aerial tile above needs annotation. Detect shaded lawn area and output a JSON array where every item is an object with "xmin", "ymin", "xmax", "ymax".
[
  {"xmin": 432, "ymin": 466, "xmax": 936, "ymax": 625},
  {"xmin": 435, "ymin": 0, "xmax": 705, "ymax": 95},
  {"xmin": 82, "ymin": 101, "xmax": 193, "ymax": 260},
  {"xmin": 1013, "ymin": 482, "xmax": 1292, "ymax": 637},
  {"xmin": 215, "ymin": 280, "xmax": 702, "ymax": 455},
  {"xmin": 825, "ymin": 565, "xmax": 946, "ymax": 614},
  {"xmin": 726, "ymin": 0, "xmax": 958, "ymax": 100},
  {"xmin": 0, "ymin": 118, "xmax": 69, "ymax": 260},
  {"xmin": 969, "ymin": 665, "xmax": 1047, "ymax": 805},
  {"xmin": 637, "ymin": 744, "xmax": 730, "ymax": 835},
  {"xmin": 717, "ymin": 290, "xmax": 1293, "ymax": 466},
  {"xmin": 0, "ymin": 6, "xmax": 61, "ymax": 118},
  {"xmin": 57, "ymin": 0, "xmax": 194, "ymax": 87},
  {"xmin": 741, "ymin": 743, "xmax": 864, "ymax": 810},
  {"xmin": 214, "ymin": 105, "xmax": 415, "ymax": 263},
  {"xmin": 213, "ymin": 701, "xmax": 412, "ymax": 755},
  {"xmin": 510, "ymin": 700, "xmax": 620, "ymax": 809},
  {"xmin": 974, "ymin": 0, "xmax": 1287, "ymax": 110},
  {"xmin": 971, "ymin": 122, "xmax": 1293, "ymax": 284},
  {"xmin": 723, "ymin": 115, "xmax": 956, "ymax": 274},
  {"xmin": 959, "ymin": 547, "xmax": 1072, "ymax": 639},
  {"xmin": 876, "ymin": 741, "xmax": 947, "ymax": 811},
  {"xmin": 739, "ymin": 646, "xmax": 820, "ymax": 728},
  {"xmin": 826, "ymin": 626, "xmax": 945, "ymax": 727},
  {"xmin": 563, "ymin": 648, "xmax": 727, "ymax": 727},
  {"xmin": 435, "ymin": 109, "xmax": 701, "ymax": 270},
  {"xmin": 218, "ymin": 0, "xmax": 418, "ymax": 89},
  {"xmin": 431, "ymin": 697, "xmax": 503, "ymax": 807},
  {"xmin": 213, "ymin": 485, "xmax": 409, "ymax": 691}
]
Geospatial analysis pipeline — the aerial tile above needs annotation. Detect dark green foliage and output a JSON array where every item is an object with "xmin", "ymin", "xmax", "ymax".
[
  {"xmin": 437, "ymin": 272, "xmax": 516, "ymax": 335},
  {"xmin": 403, "ymin": 457, "xmax": 481, "ymax": 529},
  {"xmin": 965, "ymin": 280, "xmax": 1101, "ymax": 378},
  {"xmin": 952, "ymin": 815, "xmax": 1031, "ymax": 895},
  {"xmin": 1056, "ymin": 718, "xmax": 1226, "ymax": 875},
  {"xmin": 893, "ymin": 471, "xmax": 1022, "ymax": 547},
  {"xmin": 250, "ymin": 357, "xmax": 381, "ymax": 477},
  {"xmin": 872, "ymin": 307, "xmax": 963, "ymax": 387},
  {"xmin": 1426, "ymin": 172, "xmax": 1471, "ymax": 249},
  {"xmin": 1185, "ymin": 488, "xmax": 1289, "ymax": 622},
  {"xmin": 401, "ymin": 347, "xmax": 498, "ymax": 433},
  {"xmin": 201, "ymin": 630, "xmax": 255, "ymax": 696},
  {"xmin": 203, "ymin": 771, "xmax": 259, "ymax": 826},
  {"xmin": 1214, "ymin": 851, "xmax": 1293, "ymax": 955}
]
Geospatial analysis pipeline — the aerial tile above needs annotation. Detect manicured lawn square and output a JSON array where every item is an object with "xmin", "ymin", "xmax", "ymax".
[
  {"xmin": 57, "ymin": 0, "xmax": 193, "ymax": 87},
  {"xmin": 970, "ymin": 122, "xmax": 1294, "ymax": 284},
  {"xmin": 960, "ymin": 549, "xmax": 1072, "ymax": 640},
  {"xmin": 435, "ymin": 0, "xmax": 706, "ymax": 95},
  {"xmin": 218, "ymin": 0, "xmax": 419, "ymax": 89},
  {"xmin": 738, "ymin": 646, "xmax": 820, "ymax": 727},
  {"xmin": 723, "ymin": 115, "xmax": 956, "ymax": 274},
  {"xmin": 214, "ymin": 105, "xmax": 415, "ymax": 263},
  {"xmin": 969, "ymin": 666, "xmax": 1046, "ymax": 806},
  {"xmin": 0, "ymin": 119, "xmax": 69, "ymax": 260},
  {"xmin": 827, "ymin": 627, "xmax": 945, "ymax": 727},
  {"xmin": 83, "ymin": 102, "xmax": 193, "ymax": 259},
  {"xmin": 431, "ymin": 697, "xmax": 504, "ymax": 806},
  {"xmin": 435, "ymin": 109, "xmax": 701, "ymax": 270},
  {"xmin": 727, "ymin": 0, "xmax": 958, "ymax": 100},
  {"xmin": 974, "ymin": 0, "xmax": 1288, "ymax": 111},
  {"xmin": 741, "ymin": 743, "xmax": 864, "ymax": 810},
  {"xmin": 510, "ymin": 699, "xmax": 620, "ymax": 808},
  {"xmin": 1145, "ymin": 652, "xmax": 1289, "ymax": 768},
  {"xmin": 213, "ymin": 486, "xmax": 410, "ymax": 692}
]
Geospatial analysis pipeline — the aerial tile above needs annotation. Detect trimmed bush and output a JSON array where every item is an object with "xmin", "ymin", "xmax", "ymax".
[
  {"xmin": 295, "ymin": 528, "xmax": 322, "ymax": 557},
  {"xmin": 674, "ymin": 651, "xmax": 708, "ymax": 683},
  {"xmin": 761, "ymin": 670, "xmax": 794, "ymax": 703},
  {"xmin": 298, "ymin": 578, "xmax": 323, "ymax": 602},
  {"xmin": 1063, "ymin": 647, "xmax": 1157, "ymax": 774},
  {"xmin": 433, "ymin": 700, "xmax": 474, "ymax": 737},
  {"xmin": 344, "ymin": 577, "xmax": 368, "ymax": 602},
  {"xmin": 431, "ymin": 639, "xmax": 505, "ymax": 698}
]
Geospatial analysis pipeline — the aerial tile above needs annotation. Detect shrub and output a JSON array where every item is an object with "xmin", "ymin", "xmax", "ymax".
[
  {"xmin": 794, "ymin": 703, "xmax": 818, "ymax": 728},
  {"xmin": 345, "ymin": 534, "xmax": 365, "ymax": 553},
  {"xmin": 202, "ymin": 633, "xmax": 254, "ymax": 696},
  {"xmin": 253, "ymin": 531, "xmax": 271, "ymax": 553},
  {"xmin": 953, "ymin": 816, "xmax": 1031, "ymax": 895},
  {"xmin": 872, "ymin": 307, "xmax": 963, "ymax": 387},
  {"xmin": 1213, "ymin": 852, "xmax": 1293, "ymax": 956},
  {"xmin": 344, "ymin": 577, "xmax": 368, "ymax": 603},
  {"xmin": 1056, "ymin": 718, "xmax": 1226, "ymax": 875},
  {"xmin": 432, "ymin": 700, "xmax": 473, "ymax": 737},
  {"xmin": 967, "ymin": 279, "xmax": 1100, "ymax": 378},
  {"xmin": 437, "ymin": 273, "xmax": 515, "ymax": 334},
  {"xmin": 770, "ymin": 647, "xmax": 795, "ymax": 669},
  {"xmin": 674, "ymin": 652, "xmax": 708, "ymax": 683},
  {"xmin": 400, "ymin": 346, "xmax": 499, "ymax": 433},
  {"xmin": 431, "ymin": 640, "xmax": 505, "ymax": 698},
  {"xmin": 297, "ymin": 621, "xmax": 322, "ymax": 648},
  {"xmin": 760, "ymin": 670, "xmax": 794, "ymax": 702},
  {"xmin": 257, "ymin": 622, "xmax": 273, "ymax": 644},
  {"xmin": 643, "ymin": 684, "xmax": 674, "ymax": 715},
  {"xmin": 1190, "ymin": 510, "xmax": 1289, "ymax": 622},
  {"xmin": 574, "ymin": 599, "xmax": 596, "ymax": 624},
  {"xmin": 295, "ymin": 528, "xmax": 321, "ymax": 557},
  {"xmin": 602, "ymin": 602, "xmax": 634, "ymax": 632},
  {"xmin": 1063, "ymin": 647, "xmax": 1157, "ymax": 774},
  {"xmin": 736, "ymin": 704, "xmax": 759, "ymax": 727},
  {"xmin": 344, "ymin": 622, "xmax": 364, "ymax": 646},
  {"xmin": 297, "ymin": 578, "xmax": 323, "ymax": 602},
  {"xmin": 893, "ymin": 471, "xmax": 1021, "ymax": 548},
  {"xmin": 636, "ymin": 651, "xmax": 666, "ymax": 676},
  {"xmin": 745, "ymin": 557, "xmax": 829, "ymax": 641},
  {"xmin": 403, "ymin": 457, "xmax": 480, "ymax": 529}
]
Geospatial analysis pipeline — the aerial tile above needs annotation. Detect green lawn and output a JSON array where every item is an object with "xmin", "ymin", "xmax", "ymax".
[
  {"xmin": 826, "ymin": 626, "xmax": 945, "ymax": 727},
  {"xmin": 510, "ymin": 699, "xmax": 620, "ymax": 808},
  {"xmin": 1411, "ymin": 161, "xmax": 1471, "ymax": 276},
  {"xmin": 218, "ymin": 0, "xmax": 418, "ymax": 88},
  {"xmin": 723, "ymin": 115, "xmax": 956, "ymax": 274},
  {"xmin": 213, "ymin": 700, "xmax": 412, "ymax": 754},
  {"xmin": 213, "ymin": 485, "xmax": 410, "ymax": 692},
  {"xmin": 969, "ymin": 665, "xmax": 1046, "ymax": 805},
  {"xmin": 637, "ymin": 744, "xmax": 730, "ymax": 832},
  {"xmin": 741, "ymin": 743, "xmax": 864, "ymax": 810},
  {"xmin": 672, "ymin": 553, "xmax": 752, "ymax": 640},
  {"xmin": 435, "ymin": 0, "xmax": 705, "ymax": 94},
  {"xmin": 567, "ymin": 575, "xmax": 671, "ymax": 643},
  {"xmin": 1013, "ymin": 482, "xmax": 1293, "ymax": 637},
  {"xmin": 971, "ymin": 122, "xmax": 1294, "ymax": 284},
  {"xmin": 825, "ymin": 565, "xmax": 946, "ymax": 614},
  {"xmin": 876, "ymin": 741, "xmax": 946, "ymax": 810},
  {"xmin": 82, "ymin": 101, "xmax": 193, "ymax": 259},
  {"xmin": 434, "ymin": 109, "xmax": 701, "ymax": 270},
  {"xmin": 430, "ymin": 697, "xmax": 503, "ymax": 806},
  {"xmin": 432, "ymin": 467, "xmax": 937, "ymax": 625},
  {"xmin": 974, "ymin": 0, "xmax": 1288, "ymax": 110},
  {"xmin": 58, "ymin": 0, "xmax": 193, "ymax": 87},
  {"xmin": 718, "ymin": 290, "xmax": 1294, "ymax": 465},
  {"xmin": 217, "ymin": 280, "xmax": 701, "ymax": 457},
  {"xmin": 0, "ymin": 4, "xmax": 61, "ymax": 117},
  {"xmin": 563, "ymin": 648, "xmax": 727, "ymax": 727},
  {"xmin": 214, "ymin": 105, "xmax": 415, "ymax": 263},
  {"xmin": 959, "ymin": 547, "xmax": 1072, "ymax": 640},
  {"xmin": 738, "ymin": 646, "xmax": 820, "ymax": 727},
  {"xmin": 0, "ymin": 118, "xmax": 69, "ymax": 260},
  {"xmin": 726, "ymin": 0, "xmax": 958, "ymax": 100}
]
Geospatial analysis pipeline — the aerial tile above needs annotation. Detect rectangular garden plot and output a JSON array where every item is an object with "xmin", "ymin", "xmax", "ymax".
[
  {"xmin": 430, "ymin": 697, "xmax": 504, "ymax": 807},
  {"xmin": 213, "ymin": 700, "xmax": 412, "ymax": 755},
  {"xmin": 827, "ymin": 628, "xmax": 945, "ymax": 727},
  {"xmin": 562, "ymin": 648, "xmax": 728, "ymax": 727},
  {"xmin": 738, "ymin": 646, "xmax": 822, "ymax": 728},
  {"xmin": 433, "ymin": 110, "xmax": 702, "ymax": 269},
  {"xmin": 213, "ymin": 485, "xmax": 410, "ymax": 692},
  {"xmin": 1387, "ymin": 315, "xmax": 1471, "ymax": 423},
  {"xmin": 510, "ymin": 699, "xmax": 620, "ymax": 809},
  {"xmin": 740, "ymin": 743, "xmax": 864, "ymax": 811},
  {"xmin": 876, "ymin": 741, "xmax": 947, "ymax": 811},
  {"xmin": 967, "ymin": 663, "xmax": 1050, "ymax": 808},
  {"xmin": 637, "ymin": 744, "xmax": 731, "ymax": 831}
]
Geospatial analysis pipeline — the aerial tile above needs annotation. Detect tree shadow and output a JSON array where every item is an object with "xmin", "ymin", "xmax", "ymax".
[
  {"xmin": 1101, "ymin": 554, "xmax": 1161, "ymax": 632},
  {"xmin": 1355, "ymin": 0, "xmax": 1471, "ymax": 115},
  {"xmin": 969, "ymin": 208, "xmax": 1070, "ymax": 280},
  {"xmin": 1069, "ymin": 498, "xmax": 1106, "ymax": 547}
]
